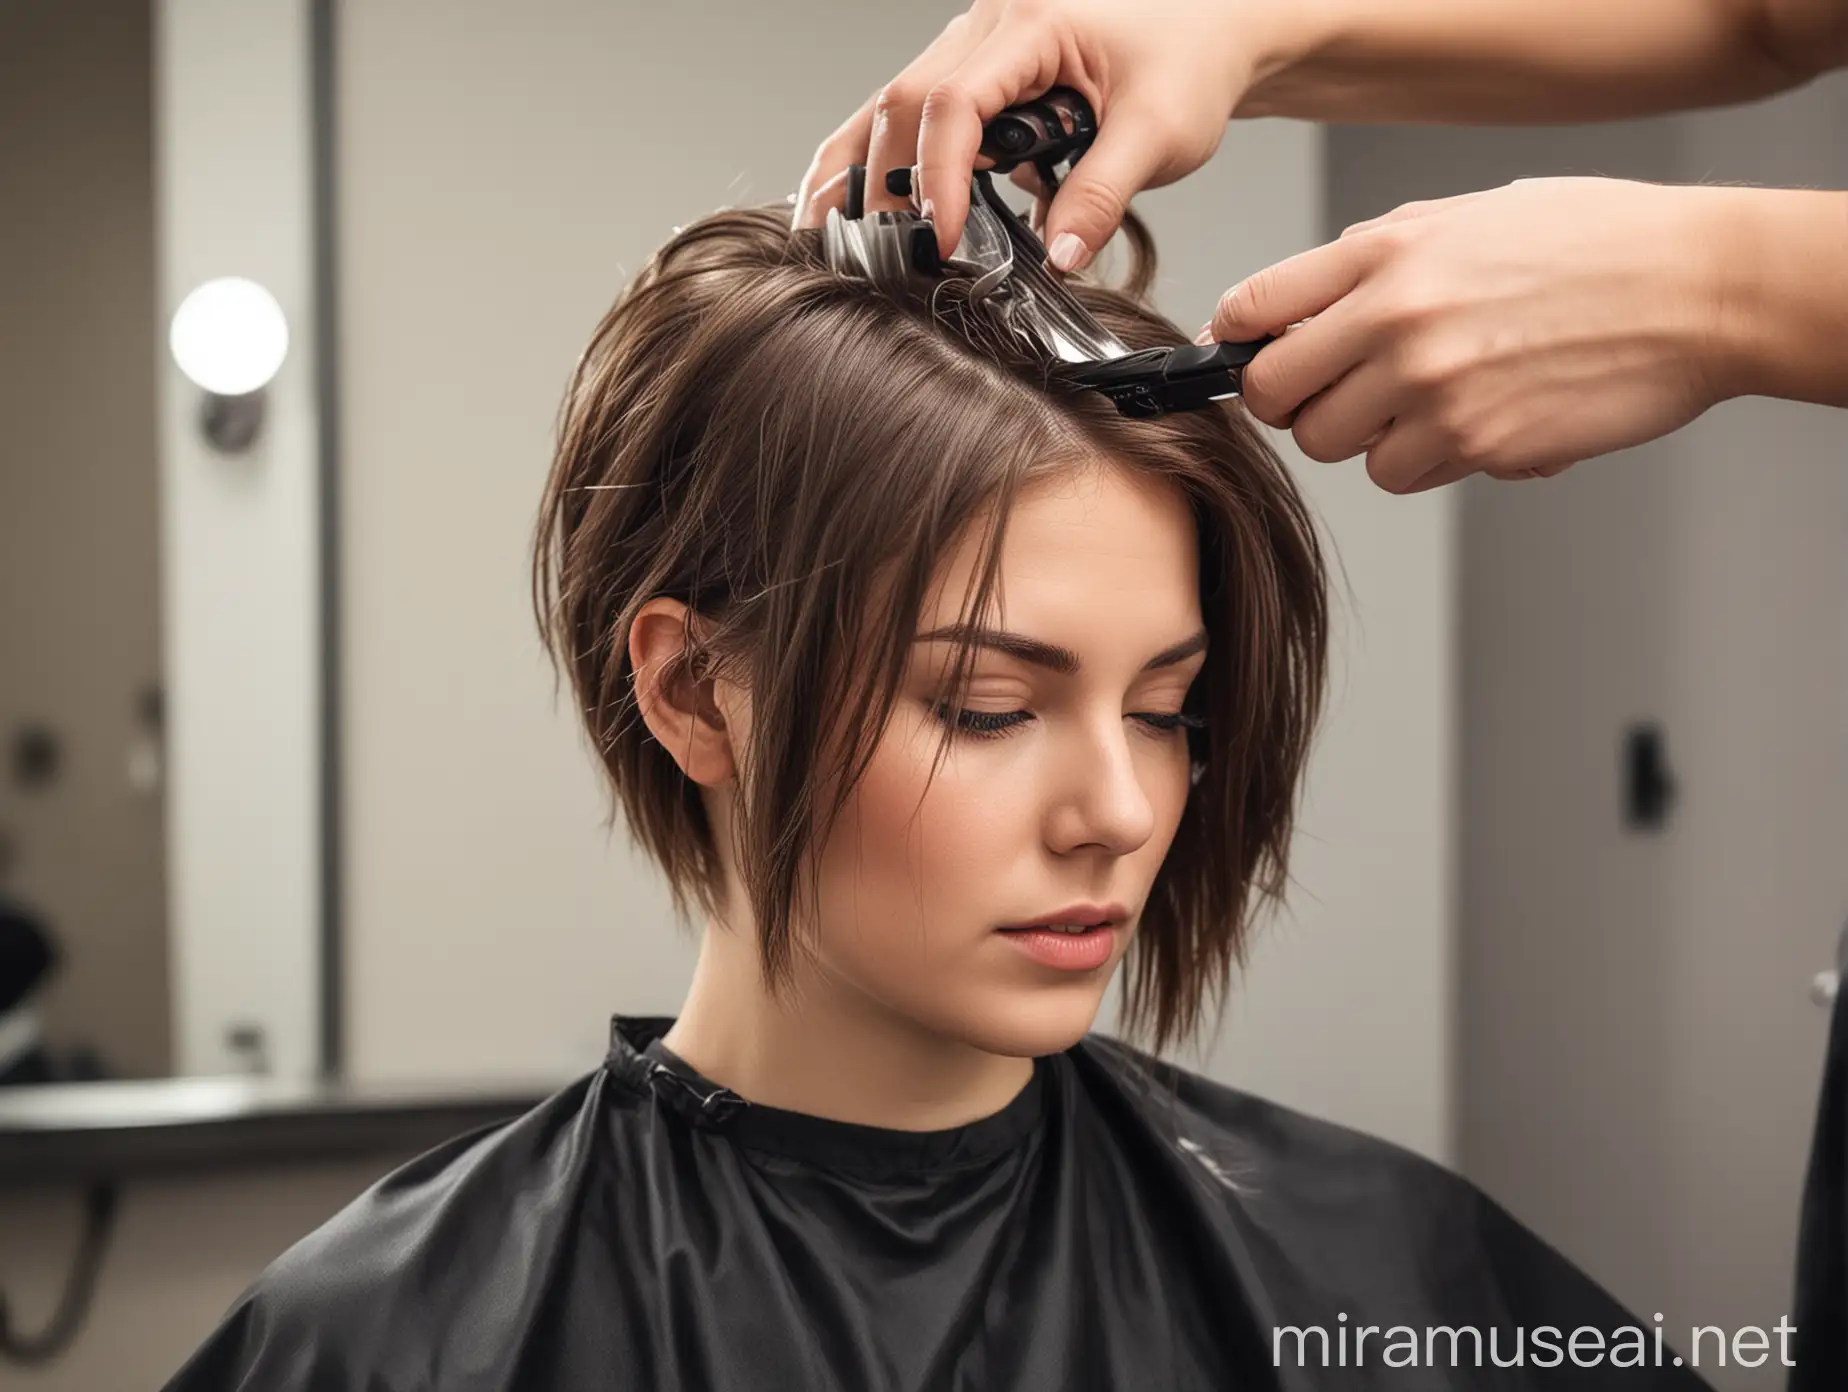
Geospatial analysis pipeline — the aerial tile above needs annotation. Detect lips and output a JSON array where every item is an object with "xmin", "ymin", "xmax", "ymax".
[
  {"xmin": 998, "ymin": 901, "xmax": 1129, "ymax": 933},
  {"xmin": 997, "ymin": 918, "xmax": 1124, "ymax": 971}
]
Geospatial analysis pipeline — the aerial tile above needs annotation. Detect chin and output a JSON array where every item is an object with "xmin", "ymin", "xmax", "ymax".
[{"xmin": 932, "ymin": 983, "xmax": 1111, "ymax": 1059}]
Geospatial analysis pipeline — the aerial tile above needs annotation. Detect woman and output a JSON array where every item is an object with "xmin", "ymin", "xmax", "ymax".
[{"xmin": 163, "ymin": 205, "xmax": 1709, "ymax": 1390}]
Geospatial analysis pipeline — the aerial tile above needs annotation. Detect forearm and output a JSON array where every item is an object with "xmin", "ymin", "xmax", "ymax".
[
  {"xmin": 1717, "ymin": 188, "xmax": 1848, "ymax": 408},
  {"xmin": 1238, "ymin": 0, "xmax": 1848, "ymax": 124}
]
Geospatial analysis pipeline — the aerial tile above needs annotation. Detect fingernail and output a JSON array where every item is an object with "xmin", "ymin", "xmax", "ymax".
[
  {"xmin": 1194, "ymin": 325, "xmax": 1215, "ymax": 346},
  {"xmin": 1048, "ymin": 232, "xmax": 1088, "ymax": 273}
]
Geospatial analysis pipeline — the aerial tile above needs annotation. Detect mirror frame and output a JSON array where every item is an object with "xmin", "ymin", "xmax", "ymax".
[{"xmin": 310, "ymin": 0, "xmax": 342, "ymax": 1080}]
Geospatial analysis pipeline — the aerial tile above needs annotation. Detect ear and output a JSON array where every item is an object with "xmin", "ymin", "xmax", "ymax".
[{"xmin": 627, "ymin": 598, "xmax": 742, "ymax": 786}]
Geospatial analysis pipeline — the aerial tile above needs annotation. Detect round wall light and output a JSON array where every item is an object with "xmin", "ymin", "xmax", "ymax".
[{"xmin": 169, "ymin": 278, "xmax": 289, "ymax": 451}]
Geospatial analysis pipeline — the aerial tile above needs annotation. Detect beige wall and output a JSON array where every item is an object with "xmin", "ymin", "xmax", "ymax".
[{"xmin": 336, "ymin": 0, "xmax": 1457, "ymax": 1162}]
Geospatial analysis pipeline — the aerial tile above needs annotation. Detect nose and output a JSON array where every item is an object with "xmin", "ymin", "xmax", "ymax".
[{"xmin": 1043, "ymin": 716, "xmax": 1161, "ymax": 857}]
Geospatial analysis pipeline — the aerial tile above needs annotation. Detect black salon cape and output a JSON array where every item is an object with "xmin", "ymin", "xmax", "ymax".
[{"xmin": 163, "ymin": 1017, "xmax": 1712, "ymax": 1391}]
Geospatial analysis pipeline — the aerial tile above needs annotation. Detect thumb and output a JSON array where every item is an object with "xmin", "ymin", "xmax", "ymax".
[{"xmin": 1041, "ymin": 103, "xmax": 1171, "ymax": 273}]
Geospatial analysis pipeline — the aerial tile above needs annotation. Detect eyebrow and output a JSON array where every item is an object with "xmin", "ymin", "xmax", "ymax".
[{"xmin": 912, "ymin": 624, "xmax": 1208, "ymax": 676}]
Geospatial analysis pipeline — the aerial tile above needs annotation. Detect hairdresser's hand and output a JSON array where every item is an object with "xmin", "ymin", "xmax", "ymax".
[
  {"xmin": 793, "ymin": 0, "xmax": 1261, "ymax": 270},
  {"xmin": 1208, "ymin": 177, "xmax": 1761, "ymax": 493}
]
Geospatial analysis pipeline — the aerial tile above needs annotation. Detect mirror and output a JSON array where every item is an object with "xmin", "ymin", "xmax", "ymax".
[
  {"xmin": 1, "ymin": 0, "xmax": 327, "ymax": 1092},
  {"xmin": 0, "ymin": 0, "xmax": 168, "ymax": 1086}
]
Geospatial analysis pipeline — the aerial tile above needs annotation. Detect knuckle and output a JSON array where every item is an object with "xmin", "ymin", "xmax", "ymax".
[
  {"xmin": 1060, "ymin": 176, "xmax": 1128, "ymax": 229},
  {"xmin": 1344, "ymin": 206, "xmax": 1411, "ymax": 243},
  {"xmin": 1381, "ymin": 263, "xmax": 1453, "ymax": 327},
  {"xmin": 1444, "ymin": 417, "xmax": 1498, "ymax": 474},
  {"xmin": 872, "ymin": 80, "xmax": 922, "ymax": 127},
  {"xmin": 918, "ymin": 79, "xmax": 970, "ymax": 127},
  {"xmin": 1428, "ymin": 411, "xmax": 1467, "ymax": 460},
  {"xmin": 1291, "ymin": 414, "xmax": 1344, "ymax": 464},
  {"xmin": 1343, "ymin": 215, "xmax": 1410, "ymax": 265},
  {"xmin": 1364, "ymin": 452, "xmax": 1410, "ymax": 494},
  {"xmin": 1489, "ymin": 455, "xmax": 1557, "ymax": 483},
  {"xmin": 1380, "ymin": 289, "xmax": 1435, "ymax": 337},
  {"xmin": 1292, "ymin": 428, "xmax": 1337, "ymax": 465},
  {"xmin": 1397, "ymin": 355, "xmax": 1442, "ymax": 395},
  {"xmin": 1374, "ymin": 214, "xmax": 1425, "ymax": 250},
  {"xmin": 1220, "ymin": 268, "xmax": 1274, "ymax": 324},
  {"xmin": 1398, "ymin": 338, "xmax": 1462, "ymax": 394},
  {"xmin": 1245, "ymin": 401, "xmax": 1291, "ymax": 431},
  {"xmin": 1237, "ymin": 353, "xmax": 1286, "ymax": 421}
]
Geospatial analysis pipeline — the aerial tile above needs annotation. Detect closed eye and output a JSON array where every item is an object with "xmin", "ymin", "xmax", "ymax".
[
  {"xmin": 931, "ymin": 704, "xmax": 1207, "ymax": 743},
  {"xmin": 1132, "ymin": 711, "xmax": 1206, "ymax": 734}
]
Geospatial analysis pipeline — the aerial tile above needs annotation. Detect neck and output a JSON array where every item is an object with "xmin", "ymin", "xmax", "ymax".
[{"xmin": 662, "ymin": 919, "xmax": 1034, "ymax": 1132}]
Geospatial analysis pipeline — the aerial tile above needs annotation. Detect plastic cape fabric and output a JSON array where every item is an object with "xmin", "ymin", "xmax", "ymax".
[
  {"xmin": 161, "ymin": 1016, "xmax": 1714, "ymax": 1392},
  {"xmin": 1791, "ymin": 977, "xmax": 1848, "ymax": 1388}
]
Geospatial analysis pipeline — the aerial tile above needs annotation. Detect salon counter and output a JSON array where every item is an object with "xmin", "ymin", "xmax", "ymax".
[{"xmin": 0, "ymin": 1073, "xmax": 558, "ymax": 1185}]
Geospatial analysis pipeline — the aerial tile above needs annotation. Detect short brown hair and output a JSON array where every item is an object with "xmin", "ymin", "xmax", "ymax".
[{"xmin": 533, "ymin": 205, "xmax": 1327, "ymax": 1053}]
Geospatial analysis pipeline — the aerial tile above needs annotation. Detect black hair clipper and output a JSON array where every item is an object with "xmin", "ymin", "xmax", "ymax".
[
  {"xmin": 837, "ymin": 87, "xmax": 1271, "ymax": 420},
  {"xmin": 1064, "ymin": 339, "xmax": 1269, "ymax": 420},
  {"xmin": 977, "ymin": 87, "xmax": 1097, "ymax": 193}
]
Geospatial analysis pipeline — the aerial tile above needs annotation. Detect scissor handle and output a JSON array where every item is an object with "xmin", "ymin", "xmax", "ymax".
[{"xmin": 979, "ymin": 87, "xmax": 1097, "ymax": 176}]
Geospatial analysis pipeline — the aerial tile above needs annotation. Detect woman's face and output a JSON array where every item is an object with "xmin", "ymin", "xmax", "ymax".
[{"xmin": 804, "ymin": 459, "xmax": 1205, "ymax": 1058}]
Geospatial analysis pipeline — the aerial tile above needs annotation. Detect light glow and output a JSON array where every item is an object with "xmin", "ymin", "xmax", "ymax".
[{"xmin": 169, "ymin": 277, "xmax": 288, "ymax": 395}]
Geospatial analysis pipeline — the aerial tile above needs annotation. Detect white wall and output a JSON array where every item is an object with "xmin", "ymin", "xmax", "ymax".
[
  {"xmin": 157, "ymin": 0, "xmax": 321, "ymax": 1079},
  {"xmin": 337, "ymin": 0, "xmax": 1455, "ymax": 1161}
]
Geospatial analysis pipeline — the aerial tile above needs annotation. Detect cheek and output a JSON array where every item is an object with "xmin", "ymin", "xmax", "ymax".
[
  {"xmin": 1152, "ymin": 751, "xmax": 1194, "ymax": 829},
  {"xmin": 812, "ymin": 717, "xmax": 1032, "ymax": 957}
]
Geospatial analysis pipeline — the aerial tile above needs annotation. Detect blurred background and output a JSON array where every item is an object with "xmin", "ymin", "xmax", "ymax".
[{"xmin": 0, "ymin": 2, "xmax": 1843, "ymax": 1388}]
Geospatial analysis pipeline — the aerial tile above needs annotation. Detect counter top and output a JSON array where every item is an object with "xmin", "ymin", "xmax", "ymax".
[{"xmin": 0, "ymin": 1073, "xmax": 561, "ymax": 1184}]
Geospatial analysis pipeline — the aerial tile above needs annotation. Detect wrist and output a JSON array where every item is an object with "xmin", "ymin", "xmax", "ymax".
[
  {"xmin": 1234, "ymin": 0, "xmax": 1338, "ymax": 119},
  {"xmin": 1706, "ymin": 186, "xmax": 1848, "ymax": 407}
]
